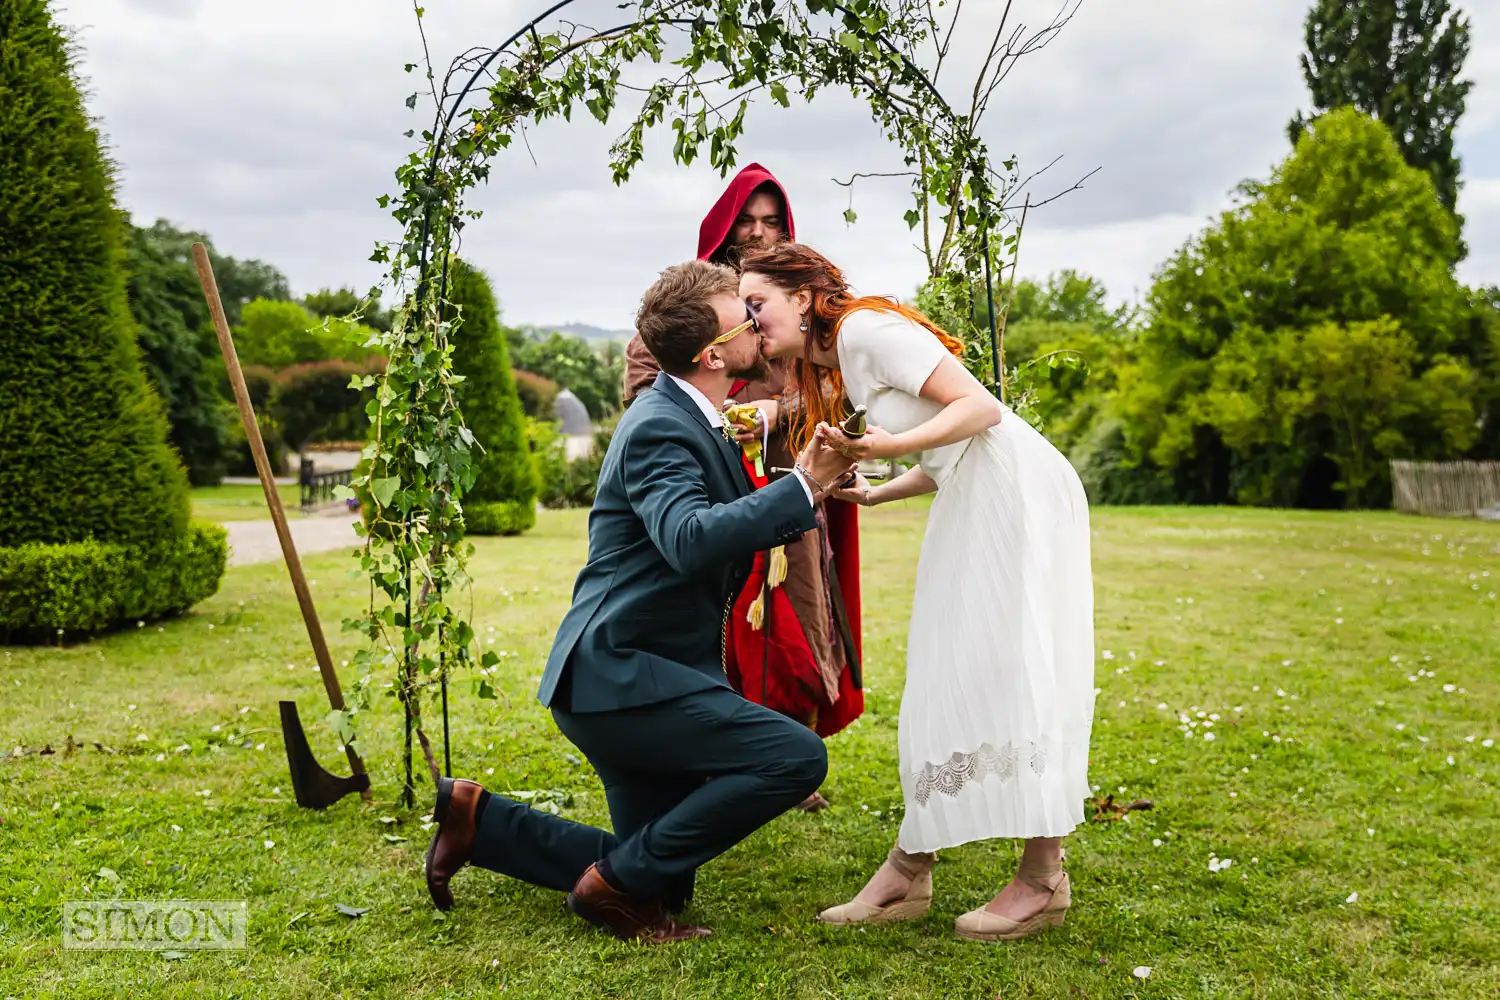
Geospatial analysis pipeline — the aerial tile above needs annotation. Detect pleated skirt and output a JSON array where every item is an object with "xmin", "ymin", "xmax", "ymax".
[{"xmin": 896, "ymin": 415, "xmax": 1096, "ymax": 852}]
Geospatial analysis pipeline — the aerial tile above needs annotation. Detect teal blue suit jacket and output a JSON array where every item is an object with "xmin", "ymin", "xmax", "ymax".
[{"xmin": 537, "ymin": 373, "xmax": 816, "ymax": 712}]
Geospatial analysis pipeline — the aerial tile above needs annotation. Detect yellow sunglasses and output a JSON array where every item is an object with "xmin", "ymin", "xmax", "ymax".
[{"xmin": 691, "ymin": 308, "xmax": 759, "ymax": 363}]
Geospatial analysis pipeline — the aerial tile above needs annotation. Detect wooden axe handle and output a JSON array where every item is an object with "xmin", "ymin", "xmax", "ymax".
[{"xmin": 192, "ymin": 243, "xmax": 369, "ymax": 796}]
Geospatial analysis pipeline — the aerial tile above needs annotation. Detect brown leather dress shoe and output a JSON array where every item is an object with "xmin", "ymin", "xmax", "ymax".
[
  {"xmin": 567, "ymin": 863, "xmax": 711, "ymax": 943},
  {"xmin": 425, "ymin": 777, "xmax": 483, "ymax": 911}
]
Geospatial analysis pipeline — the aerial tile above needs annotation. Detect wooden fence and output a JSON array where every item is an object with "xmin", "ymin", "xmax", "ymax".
[{"xmin": 1390, "ymin": 460, "xmax": 1500, "ymax": 518}]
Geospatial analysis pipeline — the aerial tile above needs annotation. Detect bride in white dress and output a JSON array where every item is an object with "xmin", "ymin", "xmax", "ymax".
[{"xmin": 739, "ymin": 244, "xmax": 1094, "ymax": 942}]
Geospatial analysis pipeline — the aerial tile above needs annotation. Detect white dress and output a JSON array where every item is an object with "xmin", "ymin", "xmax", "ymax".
[{"xmin": 837, "ymin": 308, "xmax": 1095, "ymax": 852}]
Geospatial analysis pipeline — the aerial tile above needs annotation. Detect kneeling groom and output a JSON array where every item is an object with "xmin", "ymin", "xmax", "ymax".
[{"xmin": 424, "ymin": 260, "xmax": 855, "ymax": 942}]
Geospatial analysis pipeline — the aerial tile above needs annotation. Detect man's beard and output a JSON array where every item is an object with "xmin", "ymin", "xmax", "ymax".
[{"xmin": 729, "ymin": 351, "xmax": 771, "ymax": 383}]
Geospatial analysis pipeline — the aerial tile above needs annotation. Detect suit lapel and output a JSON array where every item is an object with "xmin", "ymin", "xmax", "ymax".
[{"xmin": 654, "ymin": 373, "xmax": 754, "ymax": 496}]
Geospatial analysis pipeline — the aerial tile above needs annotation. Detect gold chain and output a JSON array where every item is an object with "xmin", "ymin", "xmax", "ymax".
[{"xmin": 720, "ymin": 588, "xmax": 734, "ymax": 671}]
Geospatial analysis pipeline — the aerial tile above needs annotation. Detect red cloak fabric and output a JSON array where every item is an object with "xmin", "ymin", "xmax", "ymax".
[
  {"xmin": 723, "ymin": 401, "xmax": 864, "ymax": 737},
  {"xmin": 697, "ymin": 163, "xmax": 797, "ymax": 261}
]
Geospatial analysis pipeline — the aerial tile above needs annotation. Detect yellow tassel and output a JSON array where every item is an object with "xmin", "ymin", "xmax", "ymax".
[
  {"xmin": 767, "ymin": 545, "xmax": 788, "ymax": 589},
  {"xmin": 746, "ymin": 594, "xmax": 765, "ymax": 630}
]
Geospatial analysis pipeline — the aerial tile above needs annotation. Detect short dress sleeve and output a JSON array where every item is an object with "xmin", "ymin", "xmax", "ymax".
[{"xmin": 836, "ymin": 308, "xmax": 950, "ymax": 399}]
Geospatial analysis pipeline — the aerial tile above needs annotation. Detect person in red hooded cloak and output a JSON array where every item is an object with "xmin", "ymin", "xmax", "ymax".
[{"xmin": 622, "ymin": 164, "xmax": 864, "ymax": 811}]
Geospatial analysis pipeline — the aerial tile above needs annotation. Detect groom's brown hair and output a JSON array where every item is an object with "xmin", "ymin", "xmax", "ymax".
[{"xmin": 636, "ymin": 260, "xmax": 739, "ymax": 376}]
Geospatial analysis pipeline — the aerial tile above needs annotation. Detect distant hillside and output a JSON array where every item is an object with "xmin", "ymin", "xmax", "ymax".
[{"xmin": 525, "ymin": 322, "xmax": 633, "ymax": 343}]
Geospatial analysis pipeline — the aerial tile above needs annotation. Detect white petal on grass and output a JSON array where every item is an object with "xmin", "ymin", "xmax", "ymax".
[
  {"xmin": 1346, "ymin": 891, "xmax": 1359, "ymax": 904},
  {"xmin": 1133, "ymin": 967, "xmax": 1152, "ymax": 980}
]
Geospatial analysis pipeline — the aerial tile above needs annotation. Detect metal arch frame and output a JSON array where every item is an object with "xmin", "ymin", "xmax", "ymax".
[{"xmin": 391, "ymin": 0, "xmax": 1007, "ymax": 803}]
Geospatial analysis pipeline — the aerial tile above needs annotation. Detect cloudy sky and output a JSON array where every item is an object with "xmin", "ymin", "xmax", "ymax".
[{"xmin": 62, "ymin": 0, "xmax": 1500, "ymax": 329}]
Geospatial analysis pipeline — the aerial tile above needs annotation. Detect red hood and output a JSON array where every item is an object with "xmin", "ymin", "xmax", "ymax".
[{"xmin": 697, "ymin": 162, "xmax": 796, "ymax": 261}]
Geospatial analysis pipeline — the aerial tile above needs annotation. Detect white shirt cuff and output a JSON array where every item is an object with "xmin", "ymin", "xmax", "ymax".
[{"xmin": 794, "ymin": 469, "xmax": 815, "ymax": 506}]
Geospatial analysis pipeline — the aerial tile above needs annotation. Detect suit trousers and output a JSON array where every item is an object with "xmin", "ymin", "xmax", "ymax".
[{"xmin": 468, "ymin": 686, "xmax": 827, "ymax": 901}]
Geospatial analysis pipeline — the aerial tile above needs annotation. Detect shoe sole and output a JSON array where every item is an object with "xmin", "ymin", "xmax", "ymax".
[
  {"xmin": 954, "ymin": 910, "xmax": 1066, "ymax": 942},
  {"xmin": 818, "ymin": 897, "xmax": 932, "ymax": 925}
]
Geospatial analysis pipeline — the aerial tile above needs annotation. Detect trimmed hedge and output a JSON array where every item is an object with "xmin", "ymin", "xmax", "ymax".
[
  {"xmin": 512, "ymin": 368, "xmax": 559, "ymax": 419},
  {"xmin": 271, "ymin": 357, "xmax": 383, "ymax": 450},
  {"xmin": 0, "ymin": 1, "xmax": 225, "ymax": 635},
  {"xmin": 447, "ymin": 259, "xmax": 538, "ymax": 535},
  {"xmin": 0, "ymin": 522, "xmax": 227, "ymax": 637},
  {"xmin": 465, "ymin": 501, "xmax": 537, "ymax": 536}
]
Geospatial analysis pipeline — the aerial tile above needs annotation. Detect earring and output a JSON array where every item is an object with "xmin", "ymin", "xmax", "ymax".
[{"xmin": 799, "ymin": 318, "xmax": 809, "ymax": 332}]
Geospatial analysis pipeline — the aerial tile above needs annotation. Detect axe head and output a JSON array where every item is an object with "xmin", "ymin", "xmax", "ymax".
[{"xmin": 279, "ymin": 700, "xmax": 370, "ymax": 809}]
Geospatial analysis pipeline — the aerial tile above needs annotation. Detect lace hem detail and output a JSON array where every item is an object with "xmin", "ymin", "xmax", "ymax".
[{"xmin": 910, "ymin": 740, "xmax": 1063, "ymax": 806}]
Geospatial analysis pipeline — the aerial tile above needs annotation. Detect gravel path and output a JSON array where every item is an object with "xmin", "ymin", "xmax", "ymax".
[{"xmin": 225, "ymin": 511, "xmax": 361, "ymax": 567}]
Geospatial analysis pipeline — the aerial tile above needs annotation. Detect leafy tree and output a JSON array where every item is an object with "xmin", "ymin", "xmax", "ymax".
[
  {"xmin": 1290, "ymin": 0, "xmax": 1473, "ymax": 214},
  {"xmin": 448, "ymin": 259, "xmax": 537, "ymax": 535},
  {"xmin": 1117, "ymin": 107, "xmax": 1478, "ymax": 508},
  {"xmin": 124, "ymin": 216, "xmax": 235, "ymax": 485},
  {"xmin": 1006, "ymin": 270, "xmax": 1135, "ymax": 330},
  {"xmin": 234, "ymin": 298, "xmax": 377, "ymax": 370},
  {"xmin": 508, "ymin": 327, "xmax": 623, "ymax": 419},
  {"xmin": 130, "ymin": 219, "xmax": 290, "ymax": 326},
  {"xmin": 0, "ymin": 0, "xmax": 223, "ymax": 634}
]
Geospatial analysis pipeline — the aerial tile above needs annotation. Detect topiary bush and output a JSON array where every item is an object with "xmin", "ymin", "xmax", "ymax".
[
  {"xmin": 446, "ymin": 259, "xmax": 538, "ymax": 535},
  {"xmin": 0, "ymin": 0, "xmax": 224, "ymax": 637}
]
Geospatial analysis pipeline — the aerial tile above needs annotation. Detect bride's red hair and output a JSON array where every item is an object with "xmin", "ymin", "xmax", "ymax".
[{"xmin": 738, "ymin": 243, "xmax": 965, "ymax": 449}]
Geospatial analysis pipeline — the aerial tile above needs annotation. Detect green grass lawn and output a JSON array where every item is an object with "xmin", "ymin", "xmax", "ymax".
[
  {"xmin": 190, "ymin": 483, "xmax": 303, "ymax": 522},
  {"xmin": 2, "ymin": 505, "xmax": 1497, "ymax": 998}
]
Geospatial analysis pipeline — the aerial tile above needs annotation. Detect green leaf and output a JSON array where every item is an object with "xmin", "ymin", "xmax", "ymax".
[
  {"xmin": 904, "ymin": 209, "xmax": 921, "ymax": 229},
  {"xmin": 333, "ymin": 485, "xmax": 355, "ymax": 502},
  {"xmin": 477, "ymin": 679, "xmax": 497, "ymax": 700},
  {"xmin": 843, "ymin": 208, "xmax": 858, "ymax": 225},
  {"xmin": 405, "ymin": 93, "xmax": 418, "ymax": 110},
  {"xmin": 370, "ymin": 477, "xmax": 400, "ymax": 506},
  {"xmin": 769, "ymin": 81, "xmax": 789, "ymax": 108}
]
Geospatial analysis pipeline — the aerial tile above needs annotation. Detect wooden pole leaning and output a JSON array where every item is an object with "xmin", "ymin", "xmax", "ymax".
[{"xmin": 191, "ymin": 243, "xmax": 371, "ymax": 805}]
